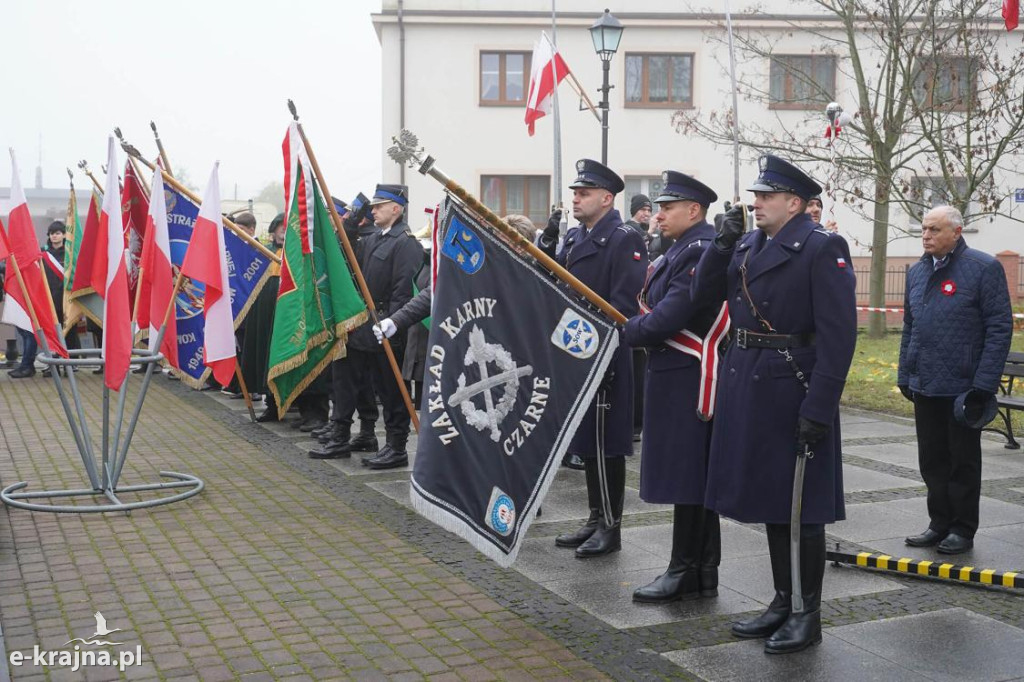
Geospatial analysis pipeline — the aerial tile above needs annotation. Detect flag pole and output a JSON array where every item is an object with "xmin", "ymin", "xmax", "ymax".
[
  {"xmin": 548, "ymin": 4, "xmax": 563, "ymax": 211},
  {"xmin": 288, "ymin": 100, "xmax": 420, "ymax": 433},
  {"xmin": 62, "ymin": 169, "xmax": 82, "ymax": 335},
  {"xmin": 120, "ymin": 143, "xmax": 280, "ymax": 264},
  {"xmin": 234, "ymin": 365, "xmax": 257, "ymax": 422},
  {"xmin": 388, "ymin": 130, "xmax": 627, "ymax": 325},
  {"xmin": 115, "ymin": 129, "xmax": 152, "ymax": 328},
  {"xmin": 77, "ymin": 160, "xmax": 104, "ymax": 193},
  {"xmin": 150, "ymin": 121, "xmax": 173, "ymax": 175},
  {"xmin": 564, "ymin": 71, "xmax": 601, "ymax": 123}
]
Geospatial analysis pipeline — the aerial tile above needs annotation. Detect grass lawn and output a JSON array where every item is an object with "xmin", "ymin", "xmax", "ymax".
[{"xmin": 842, "ymin": 328, "xmax": 1024, "ymax": 421}]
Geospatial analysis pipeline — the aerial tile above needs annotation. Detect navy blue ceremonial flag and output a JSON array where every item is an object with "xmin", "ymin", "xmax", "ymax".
[
  {"xmin": 164, "ymin": 185, "xmax": 273, "ymax": 386},
  {"xmin": 410, "ymin": 196, "xmax": 618, "ymax": 567}
]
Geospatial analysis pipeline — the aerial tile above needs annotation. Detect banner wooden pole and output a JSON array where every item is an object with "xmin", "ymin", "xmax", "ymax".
[{"xmin": 150, "ymin": 121, "xmax": 173, "ymax": 176}]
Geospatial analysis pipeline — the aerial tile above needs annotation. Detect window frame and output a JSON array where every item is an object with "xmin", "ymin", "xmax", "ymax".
[
  {"xmin": 623, "ymin": 52, "xmax": 695, "ymax": 109},
  {"xmin": 906, "ymin": 175, "xmax": 977, "ymax": 233},
  {"xmin": 768, "ymin": 54, "xmax": 837, "ymax": 111},
  {"xmin": 911, "ymin": 56, "xmax": 978, "ymax": 112},
  {"xmin": 480, "ymin": 174, "xmax": 551, "ymax": 228},
  {"xmin": 479, "ymin": 50, "xmax": 532, "ymax": 106}
]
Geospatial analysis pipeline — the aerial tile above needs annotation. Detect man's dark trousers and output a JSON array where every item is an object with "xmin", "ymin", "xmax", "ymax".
[
  {"xmin": 331, "ymin": 355, "xmax": 379, "ymax": 429},
  {"xmin": 913, "ymin": 395, "xmax": 982, "ymax": 538},
  {"xmin": 349, "ymin": 346, "xmax": 409, "ymax": 439}
]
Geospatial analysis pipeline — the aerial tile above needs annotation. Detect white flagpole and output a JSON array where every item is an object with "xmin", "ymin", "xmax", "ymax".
[{"xmin": 549, "ymin": 3, "xmax": 564, "ymax": 223}]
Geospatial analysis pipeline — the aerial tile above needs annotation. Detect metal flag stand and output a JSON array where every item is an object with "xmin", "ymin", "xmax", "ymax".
[{"xmin": 1, "ymin": 317, "xmax": 204, "ymax": 514}]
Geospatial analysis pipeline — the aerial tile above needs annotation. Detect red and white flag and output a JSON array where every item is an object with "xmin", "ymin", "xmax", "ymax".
[
  {"xmin": 179, "ymin": 163, "xmax": 236, "ymax": 386},
  {"xmin": 93, "ymin": 137, "xmax": 132, "ymax": 390},
  {"xmin": 1005, "ymin": 0, "xmax": 1020, "ymax": 30},
  {"xmin": 282, "ymin": 122, "xmax": 315, "ymax": 254},
  {"xmin": 136, "ymin": 165, "xmax": 179, "ymax": 369},
  {"xmin": 1, "ymin": 150, "xmax": 67, "ymax": 357},
  {"xmin": 122, "ymin": 159, "xmax": 150, "ymax": 311},
  {"xmin": 525, "ymin": 32, "xmax": 570, "ymax": 136}
]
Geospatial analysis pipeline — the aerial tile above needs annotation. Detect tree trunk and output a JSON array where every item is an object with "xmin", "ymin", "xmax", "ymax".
[{"xmin": 867, "ymin": 178, "xmax": 891, "ymax": 338}]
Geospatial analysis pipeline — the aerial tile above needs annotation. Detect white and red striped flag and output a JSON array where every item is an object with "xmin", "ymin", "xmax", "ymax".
[
  {"xmin": 525, "ymin": 32, "xmax": 570, "ymax": 136},
  {"xmin": 1, "ymin": 150, "xmax": 67, "ymax": 357},
  {"xmin": 92, "ymin": 137, "xmax": 132, "ymax": 390},
  {"xmin": 179, "ymin": 163, "xmax": 235, "ymax": 386},
  {"xmin": 281, "ymin": 122, "xmax": 315, "ymax": 254},
  {"xmin": 136, "ymin": 165, "xmax": 179, "ymax": 369}
]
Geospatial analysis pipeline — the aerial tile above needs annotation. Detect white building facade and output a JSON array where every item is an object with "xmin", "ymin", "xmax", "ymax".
[{"xmin": 372, "ymin": 1, "xmax": 1024, "ymax": 298}]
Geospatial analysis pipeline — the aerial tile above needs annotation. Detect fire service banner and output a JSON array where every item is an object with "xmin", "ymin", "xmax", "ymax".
[{"xmin": 410, "ymin": 197, "xmax": 618, "ymax": 567}]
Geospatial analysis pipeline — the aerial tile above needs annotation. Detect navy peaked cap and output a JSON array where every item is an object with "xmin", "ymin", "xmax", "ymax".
[
  {"xmin": 331, "ymin": 196, "xmax": 348, "ymax": 215},
  {"xmin": 653, "ymin": 171, "xmax": 718, "ymax": 207},
  {"xmin": 369, "ymin": 183, "xmax": 409, "ymax": 206},
  {"xmin": 747, "ymin": 154, "xmax": 822, "ymax": 201},
  {"xmin": 568, "ymin": 158, "xmax": 624, "ymax": 194}
]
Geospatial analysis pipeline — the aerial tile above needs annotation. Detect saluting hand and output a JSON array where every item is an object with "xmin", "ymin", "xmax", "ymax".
[{"xmin": 713, "ymin": 204, "xmax": 746, "ymax": 252}]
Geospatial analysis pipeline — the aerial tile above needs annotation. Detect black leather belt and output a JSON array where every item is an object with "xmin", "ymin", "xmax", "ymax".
[{"xmin": 734, "ymin": 328, "xmax": 815, "ymax": 350}]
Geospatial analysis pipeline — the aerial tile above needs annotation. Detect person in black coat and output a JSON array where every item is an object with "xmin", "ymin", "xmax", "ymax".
[
  {"xmin": 539, "ymin": 159, "xmax": 648, "ymax": 559},
  {"xmin": 692, "ymin": 155, "xmax": 857, "ymax": 654},
  {"xmin": 624, "ymin": 171, "xmax": 725, "ymax": 603}
]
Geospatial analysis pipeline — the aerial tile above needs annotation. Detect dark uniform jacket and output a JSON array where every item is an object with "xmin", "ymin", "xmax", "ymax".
[
  {"xmin": 624, "ymin": 221, "xmax": 720, "ymax": 504},
  {"xmin": 349, "ymin": 219, "xmax": 424, "ymax": 352},
  {"xmin": 898, "ymin": 237, "xmax": 1012, "ymax": 397},
  {"xmin": 42, "ymin": 244, "xmax": 66, "ymax": 321},
  {"xmin": 692, "ymin": 213, "xmax": 857, "ymax": 524},
  {"xmin": 543, "ymin": 208, "xmax": 648, "ymax": 458}
]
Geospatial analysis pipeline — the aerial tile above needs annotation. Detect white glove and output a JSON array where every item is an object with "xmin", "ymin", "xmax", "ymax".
[{"xmin": 373, "ymin": 318, "xmax": 398, "ymax": 344}]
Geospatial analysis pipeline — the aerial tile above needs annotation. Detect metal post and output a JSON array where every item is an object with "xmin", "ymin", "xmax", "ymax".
[{"xmin": 600, "ymin": 59, "xmax": 611, "ymax": 165}]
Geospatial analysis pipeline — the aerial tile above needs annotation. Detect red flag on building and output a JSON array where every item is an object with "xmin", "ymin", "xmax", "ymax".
[
  {"xmin": 179, "ymin": 163, "xmax": 235, "ymax": 386},
  {"xmin": 1005, "ymin": 0, "xmax": 1020, "ymax": 30},
  {"xmin": 136, "ymin": 165, "xmax": 179, "ymax": 368},
  {"xmin": 1, "ymin": 150, "xmax": 68, "ymax": 357},
  {"xmin": 94, "ymin": 137, "xmax": 133, "ymax": 390},
  {"xmin": 525, "ymin": 32, "xmax": 570, "ymax": 136}
]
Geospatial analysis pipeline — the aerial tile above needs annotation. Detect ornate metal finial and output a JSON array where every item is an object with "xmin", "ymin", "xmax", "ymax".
[
  {"xmin": 114, "ymin": 127, "xmax": 123, "ymax": 141},
  {"xmin": 67, "ymin": 167, "xmax": 74, "ymax": 185},
  {"xmin": 287, "ymin": 99, "xmax": 299, "ymax": 121},
  {"xmin": 101, "ymin": 164, "xmax": 108, "ymax": 174},
  {"xmin": 120, "ymin": 141, "xmax": 143, "ymax": 159},
  {"xmin": 78, "ymin": 159, "xmax": 88, "ymax": 171},
  {"xmin": 150, "ymin": 120, "xmax": 158, "ymax": 134},
  {"xmin": 387, "ymin": 129, "xmax": 424, "ymax": 168}
]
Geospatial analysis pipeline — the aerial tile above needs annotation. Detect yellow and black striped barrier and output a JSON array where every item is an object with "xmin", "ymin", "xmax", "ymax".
[{"xmin": 827, "ymin": 549, "xmax": 1024, "ymax": 589}]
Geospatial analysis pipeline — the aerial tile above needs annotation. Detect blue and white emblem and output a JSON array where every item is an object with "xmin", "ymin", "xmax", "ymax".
[
  {"xmin": 550, "ymin": 309, "xmax": 599, "ymax": 359},
  {"xmin": 485, "ymin": 487, "xmax": 516, "ymax": 537},
  {"xmin": 441, "ymin": 216, "xmax": 485, "ymax": 274}
]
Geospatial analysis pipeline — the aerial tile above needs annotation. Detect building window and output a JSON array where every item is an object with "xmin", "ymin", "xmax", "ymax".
[
  {"xmin": 769, "ymin": 55, "xmax": 836, "ymax": 110},
  {"xmin": 912, "ymin": 57, "xmax": 977, "ymax": 110},
  {"xmin": 908, "ymin": 175, "xmax": 975, "ymax": 231},
  {"xmin": 623, "ymin": 175, "xmax": 665, "ymax": 218},
  {"xmin": 481, "ymin": 175, "xmax": 550, "ymax": 226},
  {"xmin": 625, "ymin": 54, "xmax": 694, "ymax": 107},
  {"xmin": 480, "ymin": 51, "xmax": 531, "ymax": 105}
]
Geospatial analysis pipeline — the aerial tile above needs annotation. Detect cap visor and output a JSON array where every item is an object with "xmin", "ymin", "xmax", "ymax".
[
  {"xmin": 746, "ymin": 182, "xmax": 781, "ymax": 193},
  {"xmin": 368, "ymin": 198, "xmax": 394, "ymax": 206}
]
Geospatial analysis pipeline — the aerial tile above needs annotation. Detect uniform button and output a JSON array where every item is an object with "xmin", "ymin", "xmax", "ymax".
[
  {"xmin": 753, "ymin": 374, "xmax": 760, "ymax": 382},
  {"xmin": 730, "ymin": 368, "xmax": 736, "ymax": 375},
  {"xmin": 735, "ymin": 296, "xmax": 742, "ymax": 302},
  {"xmin": 762, "ymin": 301, "xmax": 769, "ymax": 307}
]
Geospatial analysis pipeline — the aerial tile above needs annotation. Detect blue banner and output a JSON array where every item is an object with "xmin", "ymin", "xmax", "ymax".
[
  {"xmin": 164, "ymin": 185, "xmax": 273, "ymax": 386},
  {"xmin": 409, "ymin": 197, "xmax": 618, "ymax": 567}
]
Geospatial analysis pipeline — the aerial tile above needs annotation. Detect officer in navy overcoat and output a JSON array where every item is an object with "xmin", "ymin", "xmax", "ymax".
[
  {"xmin": 624, "ymin": 171, "xmax": 727, "ymax": 603},
  {"xmin": 691, "ymin": 155, "xmax": 857, "ymax": 654},
  {"xmin": 539, "ymin": 159, "xmax": 648, "ymax": 558}
]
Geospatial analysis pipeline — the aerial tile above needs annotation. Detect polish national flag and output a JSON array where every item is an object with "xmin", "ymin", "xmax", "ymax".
[
  {"xmin": 1, "ymin": 150, "xmax": 67, "ymax": 357},
  {"xmin": 525, "ymin": 32, "xmax": 570, "ymax": 136},
  {"xmin": 282, "ymin": 122, "xmax": 315, "ymax": 254},
  {"xmin": 179, "ymin": 163, "xmax": 235, "ymax": 386},
  {"xmin": 1005, "ymin": 0, "xmax": 1020, "ymax": 30},
  {"xmin": 94, "ymin": 137, "xmax": 132, "ymax": 390},
  {"xmin": 136, "ymin": 166, "xmax": 179, "ymax": 368}
]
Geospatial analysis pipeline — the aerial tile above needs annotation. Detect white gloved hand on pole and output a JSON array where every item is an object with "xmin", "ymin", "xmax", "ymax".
[{"xmin": 373, "ymin": 318, "xmax": 398, "ymax": 344}]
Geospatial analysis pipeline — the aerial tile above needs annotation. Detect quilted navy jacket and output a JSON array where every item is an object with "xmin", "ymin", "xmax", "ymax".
[{"xmin": 898, "ymin": 238, "xmax": 1012, "ymax": 397}]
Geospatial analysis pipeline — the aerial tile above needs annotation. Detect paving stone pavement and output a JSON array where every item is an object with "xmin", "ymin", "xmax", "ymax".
[{"xmin": 1, "ymin": 371, "xmax": 1023, "ymax": 681}]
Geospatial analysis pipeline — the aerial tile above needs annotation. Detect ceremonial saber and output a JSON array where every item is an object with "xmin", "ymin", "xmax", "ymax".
[
  {"xmin": 724, "ymin": 0, "xmax": 741, "ymax": 202},
  {"xmin": 387, "ymin": 130, "xmax": 627, "ymax": 325},
  {"xmin": 288, "ymin": 100, "xmax": 420, "ymax": 433},
  {"xmin": 790, "ymin": 443, "xmax": 811, "ymax": 613}
]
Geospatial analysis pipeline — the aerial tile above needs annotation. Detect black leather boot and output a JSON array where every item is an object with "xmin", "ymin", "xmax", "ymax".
[
  {"xmin": 3, "ymin": 339, "xmax": 18, "ymax": 368},
  {"xmin": 368, "ymin": 432, "xmax": 409, "ymax": 469},
  {"xmin": 312, "ymin": 421, "xmax": 336, "ymax": 441},
  {"xmin": 349, "ymin": 423, "xmax": 379, "ymax": 453},
  {"xmin": 700, "ymin": 510, "xmax": 721, "ymax": 597},
  {"xmin": 309, "ymin": 423, "xmax": 353, "ymax": 459},
  {"xmin": 732, "ymin": 524, "xmax": 791, "ymax": 639},
  {"xmin": 555, "ymin": 458, "xmax": 600, "ymax": 548},
  {"xmin": 633, "ymin": 504, "xmax": 702, "ymax": 603},
  {"xmin": 576, "ymin": 457, "xmax": 625, "ymax": 559},
  {"xmin": 765, "ymin": 527, "xmax": 825, "ymax": 654}
]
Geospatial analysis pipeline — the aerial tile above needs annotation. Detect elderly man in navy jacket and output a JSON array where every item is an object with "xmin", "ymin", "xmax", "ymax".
[
  {"xmin": 692, "ymin": 155, "xmax": 857, "ymax": 654},
  {"xmin": 539, "ymin": 159, "xmax": 648, "ymax": 558},
  {"xmin": 899, "ymin": 205, "xmax": 1012, "ymax": 555},
  {"xmin": 624, "ymin": 172, "xmax": 728, "ymax": 603}
]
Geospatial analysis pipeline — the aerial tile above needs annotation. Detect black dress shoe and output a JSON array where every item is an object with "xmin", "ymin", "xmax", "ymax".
[
  {"xmin": 41, "ymin": 368, "xmax": 52, "ymax": 378},
  {"xmin": 562, "ymin": 453, "xmax": 585, "ymax": 470},
  {"xmin": 363, "ymin": 445, "xmax": 393, "ymax": 466},
  {"xmin": 255, "ymin": 409, "xmax": 278, "ymax": 423},
  {"xmin": 350, "ymin": 432, "xmax": 379, "ymax": 453},
  {"xmin": 732, "ymin": 593, "xmax": 791, "ymax": 639},
  {"xmin": 309, "ymin": 439, "xmax": 352, "ymax": 459},
  {"xmin": 8, "ymin": 366, "xmax": 36, "ymax": 379},
  {"xmin": 905, "ymin": 528, "xmax": 947, "ymax": 547},
  {"xmin": 367, "ymin": 449, "xmax": 408, "ymax": 470},
  {"xmin": 299, "ymin": 418, "xmax": 325, "ymax": 433},
  {"xmin": 575, "ymin": 520, "xmax": 621, "ymax": 558},
  {"xmin": 937, "ymin": 533, "xmax": 973, "ymax": 554}
]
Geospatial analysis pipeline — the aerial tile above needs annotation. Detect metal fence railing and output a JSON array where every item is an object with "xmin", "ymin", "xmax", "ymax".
[
  {"xmin": 854, "ymin": 266, "xmax": 908, "ymax": 302},
  {"xmin": 1018, "ymin": 256, "xmax": 1024, "ymax": 293}
]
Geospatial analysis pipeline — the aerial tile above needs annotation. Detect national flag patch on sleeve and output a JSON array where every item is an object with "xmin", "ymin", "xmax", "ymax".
[
  {"xmin": 837, "ymin": 258, "xmax": 847, "ymax": 268},
  {"xmin": 633, "ymin": 251, "xmax": 642, "ymax": 261}
]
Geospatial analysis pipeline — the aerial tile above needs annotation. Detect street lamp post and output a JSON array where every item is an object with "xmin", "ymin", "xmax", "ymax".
[{"xmin": 589, "ymin": 9, "xmax": 624, "ymax": 165}]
